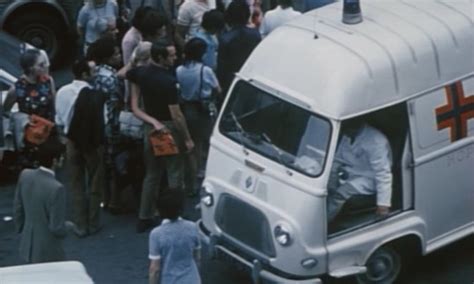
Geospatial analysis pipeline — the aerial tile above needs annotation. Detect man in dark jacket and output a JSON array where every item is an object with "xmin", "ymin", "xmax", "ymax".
[{"xmin": 217, "ymin": 1, "xmax": 261, "ymax": 94}]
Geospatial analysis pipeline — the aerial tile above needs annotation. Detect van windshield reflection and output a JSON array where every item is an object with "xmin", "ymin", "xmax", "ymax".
[{"xmin": 219, "ymin": 81, "xmax": 331, "ymax": 177}]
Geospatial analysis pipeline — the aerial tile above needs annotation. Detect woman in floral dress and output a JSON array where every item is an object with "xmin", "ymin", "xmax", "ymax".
[{"xmin": 4, "ymin": 48, "xmax": 56, "ymax": 168}]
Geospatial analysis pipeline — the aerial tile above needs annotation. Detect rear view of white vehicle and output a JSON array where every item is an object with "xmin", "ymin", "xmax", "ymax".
[{"xmin": 199, "ymin": 1, "xmax": 473, "ymax": 283}]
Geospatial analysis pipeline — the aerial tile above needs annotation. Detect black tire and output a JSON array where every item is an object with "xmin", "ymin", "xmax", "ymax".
[
  {"xmin": 7, "ymin": 11, "xmax": 67, "ymax": 67},
  {"xmin": 356, "ymin": 246, "xmax": 402, "ymax": 284}
]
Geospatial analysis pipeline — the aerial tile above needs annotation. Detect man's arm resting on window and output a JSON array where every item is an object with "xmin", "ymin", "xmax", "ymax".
[{"xmin": 368, "ymin": 141, "xmax": 393, "ymax": 215}]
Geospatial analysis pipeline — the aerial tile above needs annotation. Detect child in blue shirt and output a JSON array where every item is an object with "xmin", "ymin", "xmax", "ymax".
[{"xmin": 148, "ymin": 190, "xmax": 201, "ymax": 284}]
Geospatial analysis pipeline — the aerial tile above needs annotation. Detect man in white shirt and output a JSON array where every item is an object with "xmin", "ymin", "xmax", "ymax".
[
  {"xmin": 55, "ymin": 60, "xmax": 94, "ymax": 136},
  {"xmin": 327, "ymin": 119, "xmax": 393, "ymax": 222},
  {"xmin": 176, "ymin": 0, "xmax": 211, "ymax": 49},
  {"xmin": 260, "ymin": 0, "xmax": 301, "ymax": 37},
  {"xmin": 56, "ymin": 59, "xmax": 104, "ymax": 237},
  {"xmin": 121, "ymin": 6, "xmax": 149, "ymax": 66}
]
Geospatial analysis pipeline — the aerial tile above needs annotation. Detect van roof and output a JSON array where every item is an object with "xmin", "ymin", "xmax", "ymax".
[{"xmin": 240, "ymin": 0, "xmax": 473, "ymax": 120}]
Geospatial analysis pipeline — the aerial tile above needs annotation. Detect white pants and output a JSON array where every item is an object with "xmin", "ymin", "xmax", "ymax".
[{"xmin": 327, "ymin": 182, "xmax": 360, "ymax": 222}]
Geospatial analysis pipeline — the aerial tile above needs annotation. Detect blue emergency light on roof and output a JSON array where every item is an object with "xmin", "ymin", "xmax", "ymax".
[{"xmin": 343, "ymin": 0, "xmax": 363, "ymax": 25}]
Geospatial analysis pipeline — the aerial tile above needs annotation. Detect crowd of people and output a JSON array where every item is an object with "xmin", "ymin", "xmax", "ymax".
[{"xmin": 6, "ymin": 0, "xmax": 335, "ymax": 282}]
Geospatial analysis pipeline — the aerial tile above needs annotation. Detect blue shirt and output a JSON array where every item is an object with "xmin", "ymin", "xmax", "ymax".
[
  {"xmin": 149, "ymin": 218, "xmax": 201, "ymax": 284},
  {"xmin": 194, "ymin": 31, "xmax": 218, "ymax": 71},
  {"xmin": 177, "ymin": 62, "xmax": 219, "ymax": 102},
  {"xmin": 77, "ymin": 0, "xmax": 118, "ymax": 44}
]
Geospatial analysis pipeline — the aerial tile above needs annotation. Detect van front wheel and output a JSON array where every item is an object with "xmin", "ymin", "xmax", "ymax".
[{"xmin": 356, "ymin": 246, "xmax": 401, "ymax": 284}]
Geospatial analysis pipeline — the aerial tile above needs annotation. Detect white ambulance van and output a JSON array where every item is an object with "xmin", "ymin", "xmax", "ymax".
[{"xmin": 198, "ymin": 0, "xmax": 473, "ymax": 283}]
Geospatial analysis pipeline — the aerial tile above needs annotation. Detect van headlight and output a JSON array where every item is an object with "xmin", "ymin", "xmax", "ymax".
[
  {"xmin": 274, "ymin": 225, "xmax": 292, "ymax": 246},
  {"xmin": 201, "ymin": 183, "xmax": 214, "ymax": 207},
  {"xmin": 201, "ymin": 193, "xmax": 214, "ymax": 207}
]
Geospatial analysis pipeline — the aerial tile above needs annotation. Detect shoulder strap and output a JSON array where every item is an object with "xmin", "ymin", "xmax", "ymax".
[{"xmin": 198, "ymin": 63, "xmax": 204, "ymax": 100}]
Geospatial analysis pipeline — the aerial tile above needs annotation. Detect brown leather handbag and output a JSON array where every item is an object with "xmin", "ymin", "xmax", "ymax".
[
  {"xmin": 148, "ymin": 130, "xmax": 179, "ymax": 156},
  {"xmin": 25, "ymin": 114, "xmax": 54, "ymax": 145}
]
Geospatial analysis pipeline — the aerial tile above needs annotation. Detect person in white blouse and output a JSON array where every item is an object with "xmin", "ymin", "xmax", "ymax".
[
  {"xmin": 327, "ymin": 118, "xmax": 393, "ymax": 222},
  {"xmin": 260, "ymin": 0, "xmax": 301, "ymax": 37},
  {"xmin": 55, "ymin": 60, "xmax": 94, "ymax": 136}
]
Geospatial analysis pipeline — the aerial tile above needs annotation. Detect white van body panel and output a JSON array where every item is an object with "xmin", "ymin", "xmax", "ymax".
[
  {"xmin": 326, "ymin": 212, "xmax": 426, "ymax": 269},
  {"xmin": 240, "ymin": 0, "xmax": 473, "ymax": 120},
  {"xmin": 408, "ymin": 75, "xmax": 474, "ymax": 251}
]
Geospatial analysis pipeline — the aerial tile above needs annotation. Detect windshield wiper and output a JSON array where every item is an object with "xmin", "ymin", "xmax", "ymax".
[
  {"xmin": 230, "ymin": 112, "xmax": 249, "ymax": 155},
  {"xmin": 261, "ymin": 133, "xmax": 293, "ymax": 176}
]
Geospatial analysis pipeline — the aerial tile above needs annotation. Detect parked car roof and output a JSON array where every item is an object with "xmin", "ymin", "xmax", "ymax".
[
  {"xmin": 0, "ymin": 261, "xmax": 94, "ymax": 283},
  {"xmin": 0, "ymin": 31, "xmax": 23, "ymax": 79}
]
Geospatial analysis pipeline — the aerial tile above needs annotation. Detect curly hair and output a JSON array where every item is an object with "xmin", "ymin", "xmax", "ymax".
[{"xmin": 19, "ymin": 49, "xmax": 42, "ymax": 75}]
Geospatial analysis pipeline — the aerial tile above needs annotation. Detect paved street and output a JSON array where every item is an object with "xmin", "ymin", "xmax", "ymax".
[{"xmin": 0, "ymin": 172, "xmax": 252, "ymax": 284}]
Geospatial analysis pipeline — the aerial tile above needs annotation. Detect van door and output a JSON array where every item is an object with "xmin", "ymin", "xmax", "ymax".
[{"xmin": 408, "ymin": 77, "xmax": 474, "ymax": 247}]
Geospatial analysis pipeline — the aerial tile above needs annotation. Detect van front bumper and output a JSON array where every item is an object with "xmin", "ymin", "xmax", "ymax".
[{"xmin": 197, "ymin": 219, "xmax": 323, "ymax": 284}]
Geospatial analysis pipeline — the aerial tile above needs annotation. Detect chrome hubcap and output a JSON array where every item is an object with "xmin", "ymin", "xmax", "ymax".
[
  {"xmin": 368, "ymin": 255, "xmax": 392, "ymax": 280},
  {"xmin": 358, "ymin": 246, "xmax": 401, "ymax": 284}
]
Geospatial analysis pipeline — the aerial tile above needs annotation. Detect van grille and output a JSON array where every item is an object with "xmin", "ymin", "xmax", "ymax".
[{"xmin": 215, "ymin": 194, "xmax": 276, "ymax": 257}]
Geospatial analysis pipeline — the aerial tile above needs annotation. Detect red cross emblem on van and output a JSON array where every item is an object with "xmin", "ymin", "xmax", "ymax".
[{"xmin": 435, "ymin": 81, "xmax": 474, "ymax": 142}]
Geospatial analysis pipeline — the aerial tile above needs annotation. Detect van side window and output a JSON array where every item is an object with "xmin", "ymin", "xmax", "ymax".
[{"xmin": 328, "ymin": 104, "xmax": 408, "ymax": 235}]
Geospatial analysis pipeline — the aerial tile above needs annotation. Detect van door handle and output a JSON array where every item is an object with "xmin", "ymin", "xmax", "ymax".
[{"xmin": 245, "ymin": 159, "xmax": 265, "ymax": 173}]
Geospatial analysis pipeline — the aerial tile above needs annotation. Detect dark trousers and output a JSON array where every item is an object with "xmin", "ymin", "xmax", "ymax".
[
  {"xmin": 181, "ymin": 104, "xmax": 212, "ymax": 192},
  {"xmin": 67, "ymin": 140, "xmax": 104, "ymax": 232},
  {"xmin": 139, "ymin": 123, "xmax": 184, "ymax": 219}
]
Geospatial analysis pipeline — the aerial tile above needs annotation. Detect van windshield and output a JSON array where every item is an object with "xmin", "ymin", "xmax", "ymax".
[{"xmin": 219, "ymin": 81, "xmax": 331, "ymax": 177}]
